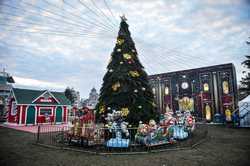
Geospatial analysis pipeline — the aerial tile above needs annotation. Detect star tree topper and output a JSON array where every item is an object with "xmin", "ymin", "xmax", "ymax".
[{"xmin": 120, "ymin": 14, "xmax": 127, "ymax": 21}]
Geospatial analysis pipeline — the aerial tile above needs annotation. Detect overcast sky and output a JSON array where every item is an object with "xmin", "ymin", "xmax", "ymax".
[{"xmin": 0, "ymin": 0, "xmax": 249, "ymax": 99}]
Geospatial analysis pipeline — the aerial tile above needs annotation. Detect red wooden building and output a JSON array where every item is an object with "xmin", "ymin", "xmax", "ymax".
[{"xmin": 7, "ymin": 88, "xmax": 71, "ymax": 125}]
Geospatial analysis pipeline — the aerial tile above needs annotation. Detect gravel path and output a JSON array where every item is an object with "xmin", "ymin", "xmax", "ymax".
[{"xmin": 0, "ymin": 125, "xmax": 250, "ymax": 166}]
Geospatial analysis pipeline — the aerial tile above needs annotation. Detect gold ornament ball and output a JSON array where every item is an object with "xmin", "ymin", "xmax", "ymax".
[
  {"xmin": 117, "ymin": 38, "xmax": 124, "ymax": 45},
  {"xmin": 121, "ymin": 107, "xmax": 129, "ymax": 117},
  {"xmin": 129, "ymin": 71, "xmax": 140, "ymax": 77},
  {"xmin": 112, "ymin": 82, "xmax": 121, "ymax": 91},
  {"xmin": 123, "ymin": 53, "xmax": 132, "ymax": 60}
]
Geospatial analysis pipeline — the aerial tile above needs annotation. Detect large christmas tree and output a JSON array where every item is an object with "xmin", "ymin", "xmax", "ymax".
[{"xmin": 96, "ymin": 16, "xmax": 158, "ymax": 126}]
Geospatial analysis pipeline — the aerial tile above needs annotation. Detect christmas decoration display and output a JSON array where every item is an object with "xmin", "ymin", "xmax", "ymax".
[
  {"xmin": 68, "ymin": 116, "xmax": 105, "ymax": 146},
  {"xmin": 95, "ymin": 16, "xmax": 159, "ymax": 126},
  {"xmin": 64, "ymin": 16, "xmax": 199, "ymax": 150},
  {"xmin": 225, "ymin": 107, "xmax": 232, "ymax": 122},
  {"xmin": 135, "ymin": 111, "xmax": 195, "ymax": 146},
  {"xmin": 178, "ymin": 97, "xmax": 194, "ymax": 112},
  {"xmin": 205, "ymin": 104, "xmax": 212, "ymax": 122},
  {"xmin": 105, "ymin": 110, "xmax": 130, "ymax": 148}
]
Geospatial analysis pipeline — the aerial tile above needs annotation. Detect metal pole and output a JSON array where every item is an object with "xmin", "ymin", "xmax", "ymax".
[{"xmin": 37, "ymin": 125, "xmax": 40, "ymax": 143}]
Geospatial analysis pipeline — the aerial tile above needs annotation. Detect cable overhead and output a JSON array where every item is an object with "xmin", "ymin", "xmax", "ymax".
[
  {"xmin": 103, "ymin": 0, "xmax": 119, "ymax": 24},
  {"xmin": 0, "ymin": 19, "xmax": 115, "ymax": 39},
  {"xmin": 19, "ymin": 0, "xmax": 115, "ymax": 34},
  {"xmin": 44, "ymin": 0, "xmax": 115, "ymax": 32},
  {"xmin": 61, "ymin": 0, "xmax": 115, "ymax": 31},
  {"xmin": 38, "ymin": 0, "xmax": 116, "ymax": 33},
  {"xmin": 0, "ymin": 2, "xmax": 115, "ymax": 36},
  {"xmin": 2, "ymin": 28, "xmax": 115, "ymax": 39},
  {"xmin": 89, "ymin": 0, "xmax": 117, "ymax": 28},
  {"xmin": 78, "ymin": 0, "xmax": 106, "ymax": 20},
  {"xmin": 0, "ymin": 2, "xmax": 113, "ymax": 34},
  {"xmin": 0, "ymin": 1, "xmax": 216, "ymax": 71},
  {"xmin": 135, "ymin": 39, "xmax": 207, "ymax": 70},
  {"xmin": 78, "ymin": 0, "xmax": 116, "ymax": 30},
  {"xmin": 135, "ymin": 36, "xmax": 208, "ymax": 65},
  {"xmin": 0, "ymin": 21, "xmax": 115, "ymax": 38},
  {"xmin": 0, "ymin": 12, "xmax": 115, "ymax": 37}
]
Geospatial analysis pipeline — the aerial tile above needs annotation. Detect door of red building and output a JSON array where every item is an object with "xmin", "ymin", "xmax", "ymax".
[
  {"xmin": 56, "ymin": 106, "xmax": 62, "ymax": 123},
  {"xmin": 26, "ymin": 106, "xmax": 35, "ymax": 124}
]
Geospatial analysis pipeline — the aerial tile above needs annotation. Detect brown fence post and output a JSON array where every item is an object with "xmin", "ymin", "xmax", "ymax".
[{"xmin": 61, "ymin": 127, "xmax": 64, "ymax": 148}]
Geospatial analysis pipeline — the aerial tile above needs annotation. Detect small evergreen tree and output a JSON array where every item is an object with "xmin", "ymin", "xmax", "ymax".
[
  {"xmin": 95, "ymin": 16, "xmax": 159, "ymax": 126},
  {"xmin": 64, "ymin": 87, "xmax": 77, "ymax": 105},
  {"xmin": 240, "ymin": 38, "xmax": 250, "ymax": 98}
]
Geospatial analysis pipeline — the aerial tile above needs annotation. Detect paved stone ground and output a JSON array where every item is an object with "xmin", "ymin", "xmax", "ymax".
[{"xmin": 0, "ymin": 125, "xmax": 250, "ymax": 166}]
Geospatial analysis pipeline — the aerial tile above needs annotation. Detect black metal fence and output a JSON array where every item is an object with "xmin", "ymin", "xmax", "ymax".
[{"xmin": 35, "ymin": 123, "xmax": 208, "ymax": 154}]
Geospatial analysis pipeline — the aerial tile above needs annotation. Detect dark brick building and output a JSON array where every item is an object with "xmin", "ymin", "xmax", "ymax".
[{"xmin": 149, "ymin": 63, "xmax": 238, "ymax": 122}]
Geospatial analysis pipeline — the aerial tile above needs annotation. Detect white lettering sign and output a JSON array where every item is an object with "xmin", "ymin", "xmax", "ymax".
[{"xmin": 40, "ymin": 98, "xmax": 53, "ymax": 102}]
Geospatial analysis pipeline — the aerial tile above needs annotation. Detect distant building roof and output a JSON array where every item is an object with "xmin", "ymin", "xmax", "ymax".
[
  {"xmin": 0, "ymin": 71, "xmax": 15, "ymax": 84},
  {"xmin": 12, "ymin": 88, "xmax": 71, "ymax": 105},
  {"xmin": 7, "ymin": 76, "xmax": 15, "ymax": 83}
]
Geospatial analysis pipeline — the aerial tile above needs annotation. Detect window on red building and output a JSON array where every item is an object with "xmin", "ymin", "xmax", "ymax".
[{"xmin": 39, "ymin": 108, "xmax": 52, "ymax": 116}]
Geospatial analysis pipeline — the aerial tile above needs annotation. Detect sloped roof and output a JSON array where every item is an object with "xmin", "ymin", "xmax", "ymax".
[
  {"xmin": 51, "ymin": 91, "xmax": 71, "ymax": 105},
  {"xmin": 12, "ymin": 88, "xmax": 71, "ymax": 105}
]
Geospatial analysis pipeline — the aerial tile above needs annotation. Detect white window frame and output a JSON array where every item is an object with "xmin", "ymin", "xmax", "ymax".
[{"xmin": 39, "ymin": 107, "xmax": 53, "ymax": 116}]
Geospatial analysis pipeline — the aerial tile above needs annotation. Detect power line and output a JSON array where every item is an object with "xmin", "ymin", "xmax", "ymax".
[
  {"xmin": 60, "ymin": 0, "xmax": 115, "ymax": 31},
  {"xmin": 0, "ymin": 2, "xmax": 114, "ymax": 35},
  {"xmin": 19, "ymin": 0, "xmax": 115, "ymax": 34},
  {"xmin": 103, "ymin": 0, "xmax": 119, "ymax": 24},
  {"xmin": 135, "ymin": 40, "xmax": 209, "ymax": 71},
  {"xmin": 135, "ymin": 36, "xmax": 210, "ymax": 65},
  {"xmin": 33, "ymin": 0, "xmax": 115, "ymax": 33},
  {"xmin": 89, "ymin": 0, "xmax": 117, "ymax": 28},
  {"xmin": 45, "ymin": 0, "xmax": 115, "ymax": 32},
  {"xmin": 1, "ymin": 24, "xmax": 115, "ymax": 39},
  {"xmin": 0, "ymin": 11, "xmax": 115, "ymax": 37}
]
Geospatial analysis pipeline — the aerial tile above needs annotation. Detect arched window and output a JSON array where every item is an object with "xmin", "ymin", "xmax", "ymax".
[
  {"xmin": 203, "ymin": 83, "xmax": 209, "ymax": 92},
  {"xmin": 223, "ymin": 81, "xmax": 229, "ymax": 94},
  {"xmin": 164, "ymin": 87, "xmax": 169, "ymax": 95},
  {"xmin": 152, "ymin": 87, "xmax": 156, "ymax": 95}
]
